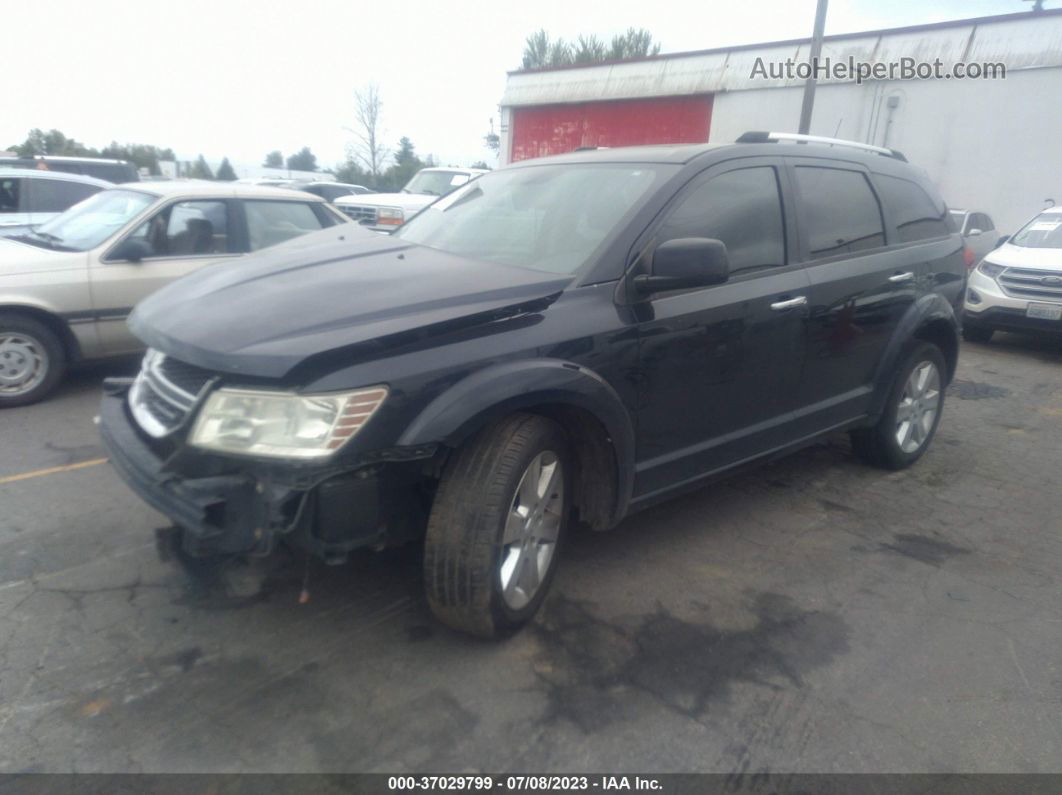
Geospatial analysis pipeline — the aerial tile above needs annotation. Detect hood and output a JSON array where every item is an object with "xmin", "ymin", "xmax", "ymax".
[
  {"xmin": 986, "ymin": 243, "xmax": 1062, "ymax": 271},
  {"xmin": 334, "ymin": 192, "xmax": 437, "ymax": 213},
  {"xmin": 0, "ymin": 235, "xmax": 85, "ymax": 274},
  {"xmin": 130, "ymin": 233, "xmax": 571, "ymax": 379}
]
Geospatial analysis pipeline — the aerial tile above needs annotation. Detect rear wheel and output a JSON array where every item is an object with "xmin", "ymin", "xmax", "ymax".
[
  {"xmin": 0, "ymin": 313, "xmax": 66, "ymax": 407},
  {"xmin": 424, "ymin": 413, "xmax": 569, "ymax": 638},
  {"xmin": 851, "ymin": 342, "xmax": 946, "ymax": 470},
  {"xmin": 962, "ymin": 323, "xmax": 993, "ymax": 343}
]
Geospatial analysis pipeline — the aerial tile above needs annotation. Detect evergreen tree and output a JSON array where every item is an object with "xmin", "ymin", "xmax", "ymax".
[{"xmin": 216, "ymin": 157, "xmax": 237, "ymax": 181}]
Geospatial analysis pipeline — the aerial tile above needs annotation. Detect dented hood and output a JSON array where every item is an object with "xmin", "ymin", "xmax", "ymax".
[{"xmin": 129, "ymin": 229, "xmax": 571, "ymax": 379}]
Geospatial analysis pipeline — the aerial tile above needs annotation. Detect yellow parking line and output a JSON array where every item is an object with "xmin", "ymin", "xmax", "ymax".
[{"xmin": 0, "ymin": 458, "xmax": 109, "ymax": 485}]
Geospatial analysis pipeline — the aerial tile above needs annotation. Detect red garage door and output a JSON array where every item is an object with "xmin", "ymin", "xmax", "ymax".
[{"xmin": 510, "ymin": 95, "xmax": 713, "ymax": 163}]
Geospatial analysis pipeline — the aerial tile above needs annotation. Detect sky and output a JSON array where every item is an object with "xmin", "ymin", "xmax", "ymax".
[{"xmin": 4, "ymin": 0, "xmax": 1039, "ymax": 173}]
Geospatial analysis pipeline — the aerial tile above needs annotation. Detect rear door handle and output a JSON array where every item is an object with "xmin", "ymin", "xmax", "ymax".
[
  {"xmin": 888, "ymin": 271, "xmax": 915, "ymax": 283},
  {"xmin": 770, "ymin": 296, "xmax": 808, "ymax": 311}
]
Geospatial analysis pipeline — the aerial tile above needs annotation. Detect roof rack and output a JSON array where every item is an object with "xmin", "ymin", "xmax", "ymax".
[{"xmin": 736, "ymin": 131, "xmax": 907, "ymax": 162}]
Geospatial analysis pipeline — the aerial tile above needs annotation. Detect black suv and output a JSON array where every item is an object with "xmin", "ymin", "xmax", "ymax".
[{"xmin": 100, "ymin": 133, "xmax": 965, "ymax": 638}]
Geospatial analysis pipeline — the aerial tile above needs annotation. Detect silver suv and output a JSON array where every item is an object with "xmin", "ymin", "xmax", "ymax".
[
  {"xmin": 0, "ymin": 181, "xmax": 350, "ymax": 406},
  {"xmin": 964, "ymin": 207, "xmax": 1062, "ymax": 342}
]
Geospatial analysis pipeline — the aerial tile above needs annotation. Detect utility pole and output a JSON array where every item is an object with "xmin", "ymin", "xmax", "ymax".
[{"xmin": 798, "ymin": 0, "xmax": 829, "ymax": 135}]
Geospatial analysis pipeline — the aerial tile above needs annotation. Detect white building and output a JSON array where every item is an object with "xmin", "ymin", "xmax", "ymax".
[{"xmin": 498, "ymin": 8, "xmax": 1062, "ymax": 233}]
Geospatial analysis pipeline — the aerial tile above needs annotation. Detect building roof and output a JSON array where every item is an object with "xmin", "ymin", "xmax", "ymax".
[
  {"xmin": 115, "ymin": 180, "xmax": 325, "ymax": 201},
  {"xmin": 501, "ymin": 8, "xmax": 1062, "ymax": 106}
]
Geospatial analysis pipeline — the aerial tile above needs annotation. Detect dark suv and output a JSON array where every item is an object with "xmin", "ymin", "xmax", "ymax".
[{"xmin": 100, "ymin": 133, "xmax": 965, "ymax": 638}]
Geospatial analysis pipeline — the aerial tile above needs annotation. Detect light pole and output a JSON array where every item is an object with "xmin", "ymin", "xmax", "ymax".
[{"xmin": 798, "ymin": 0, "xmax": 829, "ymax": 135}]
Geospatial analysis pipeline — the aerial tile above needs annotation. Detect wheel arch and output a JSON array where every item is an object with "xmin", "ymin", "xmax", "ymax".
[
  {"xmin": 0, "ymin": 303, "xmax": 81, "ymax": 361},
  {"xmin": 398, "ymin": 358, "xmax": 635, "ymax": 529},
  {"xmin": 869, "ymin": 294, "xmax": 959, "ymax": 419}
]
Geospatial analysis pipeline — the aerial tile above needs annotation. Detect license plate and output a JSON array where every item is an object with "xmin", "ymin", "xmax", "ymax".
[{"xmin": 1026, "ymin": 303, "xmax": 1062, "ymax": 321}]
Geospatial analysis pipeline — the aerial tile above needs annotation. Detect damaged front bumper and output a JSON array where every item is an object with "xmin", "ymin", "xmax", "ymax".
[{"xmin": 99, "ymin": 379, "xmax": 431, "ymax": 562}]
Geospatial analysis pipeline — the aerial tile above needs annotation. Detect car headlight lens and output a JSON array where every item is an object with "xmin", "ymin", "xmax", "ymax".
[
  {"xmin": 189, "ymin": 386, "xmax": 388, "ymax": 459},
  {"xmin": 377, "ymin": 207, "xmax": 404, "ymax": 226},
  {"xmin": 978, "ymin": 260, "xmax": 1005, "ymax": 279}
]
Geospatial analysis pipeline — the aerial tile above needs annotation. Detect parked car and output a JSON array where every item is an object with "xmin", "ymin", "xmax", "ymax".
[
  {"xmin": 99, "ymin": 133, "xmax": 964, "ymax": 638},
  {"xmin": 0, "ymin": 155, "xmax": 139, "ymax": 183},
  {"xmin": 949, "ymin": 208, "xmax": 999, "ymax": 262},
  {"xmin": 334, "ymin": 167, "xmax": 488, "ymax": 231},
  {"xmin": 291, "ymin": 182, "xmax": 373, "ymax": 201},
  {"xmin": 963, "ymin": 206, "xmax": 1062, "ymax": 342},
  {"xmin": 0, "ymin": 169, "xmax": 110, "ymax": 236},
  {"xmin": 0, "ymin": 182, "xmax": 351, "ymax": 405}
]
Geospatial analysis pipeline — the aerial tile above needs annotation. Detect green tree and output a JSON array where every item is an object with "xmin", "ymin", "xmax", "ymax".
[
  {"xmin": 334, "ymin": 159, "xmax": 372, "ymax": 187},
  {"xmin": 99, "ymin": 142, "xmax": 177, "ymax": 175},
  {"xmin": 520, "ymin": 27, "xmax": 659, "ymax": 69},
  {"xmin": 9, "ymin": 128, "xmax": 97, "ymax": 157},
  {"xmin": 188, "ymin": 154, "xmax": 214, "ymax": 180},
  {"xmin": 216, "ymin": 157, "xmax": 238, "ymax": 181},
  {"xmin": 469, "ymin": 161, "xmax": 490, "ymax": 170},
  {"xmin": 385, "ymin": 136, "xmax": 423, "ymax": 190},
  {"xmin": 263, "ymin": 150, "xmax": 283, "ymax": 168},
  {"xmin": 286, "ymin": 147, "xmax": 317, "ymax": 172}
]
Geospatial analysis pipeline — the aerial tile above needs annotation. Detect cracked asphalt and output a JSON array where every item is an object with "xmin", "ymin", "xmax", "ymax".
[{"xmin": 2, "ymin": 332, "xmax": 1062, "ymax": 774}]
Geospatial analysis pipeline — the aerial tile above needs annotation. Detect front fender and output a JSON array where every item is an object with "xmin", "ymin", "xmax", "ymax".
[
  {"xmin": 869, "ymin": 292, "xmax": 959, "ymax": 418},
  {"xmin": 397, "ymin": 358, "xmax": 635, "ymax": 524}
]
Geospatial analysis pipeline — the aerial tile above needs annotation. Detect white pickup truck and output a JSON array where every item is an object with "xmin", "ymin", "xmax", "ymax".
[{"xmin": 334, "ymin": 167, "xmax": 488, "ymax": 232}]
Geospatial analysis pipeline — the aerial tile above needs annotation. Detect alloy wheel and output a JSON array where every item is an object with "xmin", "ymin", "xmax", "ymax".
[
  {"xmin": 499, "ymin": 451, "xmax": 564, "ymax": 610},
  {"xmin": 895, "ymin": 360, "xmax": 941, "ymax": 454}
]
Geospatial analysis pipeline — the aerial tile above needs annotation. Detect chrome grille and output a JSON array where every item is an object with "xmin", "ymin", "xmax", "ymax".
[
  {"xmin": 340, "ymin": 204, "xmax": 377, "ymax": 224},
  {"xmin": 129, "ymin": 350, "xmax": 215, "ymax": 438},
  {"xmin": 998, "ymin": 267, "xmax": 1062, "ymax": 302}
]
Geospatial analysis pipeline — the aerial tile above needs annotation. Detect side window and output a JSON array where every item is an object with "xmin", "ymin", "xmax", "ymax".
[
  {"xmin": 0, "ymin": 178, "xmax": 21, "ymax": 212},
  {"xmin": 126, "ymin": 200, "xmax": 231, "ymax": 257},
  {"xmin": 244, "ymin": 200, "xmax": 325, "ymax": 251},
  {"xmin": 973, "ymin": 213, "xmax": 994, "ymax": 232},
  {"xmin": 656, "ymin": 166, "xmax": 786, "ymax": 274},
  {"xmin": 29, "ymin": 179, "xmax": 101, "ymax": 213},
  {"xmin": 794, "ymin": 167, "xmax": 885, "ymax": 257},
  {"xmin": 874, "ymin": 174, "xmax": 950, "ymax": 243}
]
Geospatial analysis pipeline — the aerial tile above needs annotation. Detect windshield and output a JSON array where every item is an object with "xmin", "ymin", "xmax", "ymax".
[
  {"xmin": 1010, "ymin": 212, "xmax": 1062, "ymax": 249},
  {"xmin": 394, "ymin": 164, "xmax": 662, "ymax": 274},
  {"xmin": 29, "ymin": 189, "xmax": 156, "ymax": 251},
  {"xmin": 402, "ymin": 170, "xmax": 474, "ymax": 196}
]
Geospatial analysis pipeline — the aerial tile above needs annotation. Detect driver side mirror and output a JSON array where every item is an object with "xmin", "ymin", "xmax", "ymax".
[
  {"xmin": 967, "ymin": 228, "xmax": 982, "ymax": 237},
  {"xmin": 110, "ymin": 238, "xmax": 153, "ymax": 263},
  {"xmin": 634, "ymin": 238, "xmax": 730, "ymax": 296}
]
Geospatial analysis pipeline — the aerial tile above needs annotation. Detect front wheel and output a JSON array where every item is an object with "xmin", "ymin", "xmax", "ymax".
[
  {"xmin": 851, "ymin": 342, "xmax": 946, "ymax": 470},
  {"xmin": 424, "ymin": 413, "xmax": 569, "ymax": 638},
  {"xmin": 0, "ymin": 313, "xmax": 66, "ymax": 407}
]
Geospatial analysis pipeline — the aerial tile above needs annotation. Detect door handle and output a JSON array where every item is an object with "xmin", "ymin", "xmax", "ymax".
[
  {"xmin": 888, "ymin": 271, "xmax": 915, "ymax": 283},
  {"xmin": 770, "ymin": 296, "xmax": 808, "ymax": 311}
]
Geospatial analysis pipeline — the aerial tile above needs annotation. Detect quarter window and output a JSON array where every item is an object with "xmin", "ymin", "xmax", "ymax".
[
  {"xmin": 29, "ymin": 179, "xmax": 101, "ymax": 213},
  {"xmin": 874, "ymin": 174, "xmax": 950, "ymax": 242},
  {"xmin": 244, "ymin": 201, "xmax": 325, "ymax": 251},
  {"xmin": 657, "ymin": 166, "xmax": 786, "ymax": 274},
  {"xmin": 795, "ymin": 167, "xmax": 885, "ymax": 257},
  {"xmin": 127, "ymin": 200, "xmax": 232, "ymax": 257},
  {"xmin": 0, "ymin": 178, "xmax": 21, "ymax": 212}
]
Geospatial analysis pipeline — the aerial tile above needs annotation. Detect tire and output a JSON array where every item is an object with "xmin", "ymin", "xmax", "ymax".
[
  {"xmin": 424, "ymin": 413, "xmax": 570, "ymax": 638},
  {"xmin": 962, "ymin": 323, "xmax": 993, "ymax": 344},
  {"xmin": 0, "ymin": 313, "xmax": 66, "ymax": 408},
  {"xmin": 851, "ymin": 342, "xmax": 946, "ymax": 470}
]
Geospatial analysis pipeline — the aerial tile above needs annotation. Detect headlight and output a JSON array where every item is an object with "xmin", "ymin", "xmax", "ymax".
[
  {"xmin": 978, "ymin": 260, "xmax": 1005, "ymax": 279},
  {"xmin": 377, "ymin": 207, "xmax": 404, "ymax": 226},
  {"xmin": 189, "ymin": 386, "xmax": 388, "ymax": 459}
]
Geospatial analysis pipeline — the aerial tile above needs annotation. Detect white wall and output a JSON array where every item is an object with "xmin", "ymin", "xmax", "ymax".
[{"xmin": 709, "ymin": 67, "xmax": 1062, "ymax": 234}]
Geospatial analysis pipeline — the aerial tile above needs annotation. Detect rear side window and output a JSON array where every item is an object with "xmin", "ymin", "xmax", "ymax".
[
  {"xmin": 874, "ymin": 174, "xmax": 951, "ymax": 242},
  {"xmin": 657, "ymin": 166, "xmax": 786, "ymax": 274},
  {"xmin": 0, "ymin": 177, "xmax": 21, "ymax": 212},
  {"xmin": 244, "ymin": 200, "xmax": 325, "ymax": 251},
  {"xmin": 795, "ymin": 167, "xmax": 884, "ymax": 257},
  {"xmin": 29, "ymin": 179, "xmax": 102, "ymax": 212}
]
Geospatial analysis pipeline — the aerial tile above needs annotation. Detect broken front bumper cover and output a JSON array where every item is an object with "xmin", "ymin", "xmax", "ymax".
[{"xmin": 99, "ymin": 381, "xmax": 428, "ymax": 561}]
